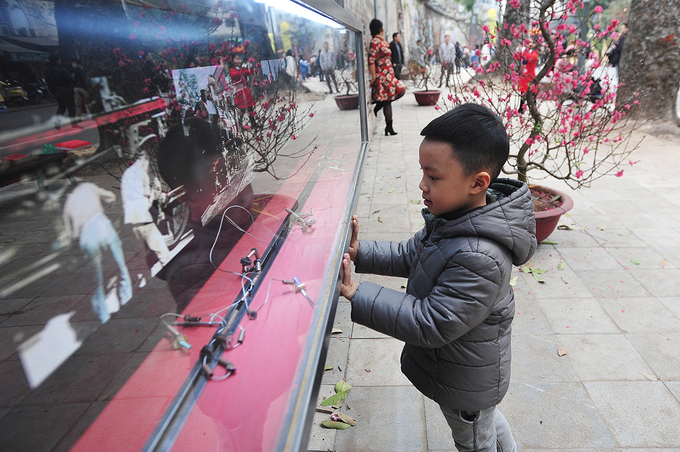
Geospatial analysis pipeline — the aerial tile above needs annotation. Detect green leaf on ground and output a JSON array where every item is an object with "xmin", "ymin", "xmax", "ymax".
[
  {"xmin": 320, "ymin": 390, "xmax": 349, "ymax": 408},
  {"xmin": 541, "ymin": 240, "xmax": 558, "ymax": 245},
  {"xmin": 388, "ymin": 188, "xmax": 396, "ymax": 193},
  {"xmin": 619, "ymin": 230, "xmax": 634, "ymax": 236},
  {"xmin": 321, "ymin": 420, "xmax": 351, "ymax": 430},
  {"xmin": 532, "ymin": 271, "xmax": 545, "ymax": 283},
  {"xmin": 521, "ymin": 266, "xmax": 532, "ymax": 274},
  {"xmin": 551, "ymin": 194, "xmax": 562, "ymax": 202},
  {"xmin": 324, "ymin": 365, "xmax": 334, "ymax": 371},
  {"xmin": 630, "ymin": 258, "xmax": 641, "ymax": 265},
  {"xmin": 557, "ymin": 262, "xmax": 566, "ymax": 271},
  {"xmin": 598, "ymin": 224, "xmax": 606, "ymax": 231},
  {"xmin": 509, "ymin": 276, "xmax": 518, "ymax": 287},
  {"xmin": 411, "ymin": 200, "xmax": 421, "ymax": 204},
  {"xmin": 335, "ymin": 380, "xmax": 352, "ymax": 393},
  {"xmin": 557, "ymin": 225, "xmax": 572, "ymax": 230}
]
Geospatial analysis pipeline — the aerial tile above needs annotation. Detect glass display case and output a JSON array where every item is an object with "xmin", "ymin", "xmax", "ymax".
[{"xmin": 0, "ymin": 0, "xmax": 367, "ymax": 450}]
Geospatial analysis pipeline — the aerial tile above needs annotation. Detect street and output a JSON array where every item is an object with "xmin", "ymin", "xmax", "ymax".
[{"xmin": 0, "ymin": 102, "xmax": 99, "ymax": 158}]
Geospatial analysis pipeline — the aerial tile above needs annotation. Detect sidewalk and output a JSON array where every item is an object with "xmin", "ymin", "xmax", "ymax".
[{"xmin": 307, "ymin": 85, "xmax": 680, "ymax": 451}]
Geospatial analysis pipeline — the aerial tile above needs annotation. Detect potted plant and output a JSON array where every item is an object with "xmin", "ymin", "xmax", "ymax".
[
  {"xmin": 334, "ymin": 53, "xmax": 359, "ymax": 110},
  {"xmin": 441, "ymin": 0, "xmax": 640, "ymax": 242},
  {"xmin": 411, "ymin": 47, "xmax": 441, "ymax": 106}
]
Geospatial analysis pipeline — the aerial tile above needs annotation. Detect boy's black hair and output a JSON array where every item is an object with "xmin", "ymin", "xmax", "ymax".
[
  {"xmin": 420, "ymin": 103, "xmax": 509, "ymax": 181},
  {"xmin": 392, "ymin": 32, "xmax": 399, "ymax": 40},
  {"xmin": 369, "ymin": 19, "xmax": 383, "ymax": 37}
]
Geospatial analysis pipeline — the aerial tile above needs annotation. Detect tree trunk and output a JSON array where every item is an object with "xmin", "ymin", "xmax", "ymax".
[
  {"xmin": 618, "ymin": 0, "xmax": 680, "ymax": 126},
  {"xmin": 496, "ymin": 0, "xmax": 530, "ymax": 69}
]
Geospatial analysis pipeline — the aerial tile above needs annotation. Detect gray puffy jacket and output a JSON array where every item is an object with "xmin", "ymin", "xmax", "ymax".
[{"xmin": 352, "ymin": 179, "xmax": 536, "ymax": 411}]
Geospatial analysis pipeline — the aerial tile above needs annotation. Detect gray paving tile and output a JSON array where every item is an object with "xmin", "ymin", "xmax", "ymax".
[
  {"xmin": 557, "ymin": 334, "xmax": 654, "ymax": 381},
  {"xmin": 75, "ymin": 317, "xmax": 159, "ymax": 355},
  {"xmin": 537, "ymin": 297, "xmax": 620, "ymax": 334},
  {"xmin": 346, "ymin": 338, "xmax": 410, "ymax": 387},
  {"xmin": 558, "ymin": 247, "xmax": 623, "ymax": 271},
  {"xmin": 627, "ymin": 268, "xmax": 680, "ymax": 297},
  {"xmin": 665, "ymin": 381, "xmax": 680, "ymax": 404},
  {"xmin": 511, "ymin": 334, "xmax": 580, "ymax": 383},
  {"xmin": 506, "ymin": 381, "xmax": 616, "ymax": 448},
  {"xmin": 585, "ymin": 381, "xmax": 680, "ymax": 447},
  {"xmin": 334, "ymin": 385, "xmax": 426, "ymax": 452},
  {"xmin": 626, "ymin": 333, "xmax": 680, "ymax": 381},
  {"xmin": 605, "ymin": 246, "xmax": 677, "ymax": 269},
  {"xmin": 591, "ymin": 229, "xmax": 649, "ymax": 248},
  {"xmin": 0, "ymin": 359, "xmax": 30, "ymax": 407},
  {"xmin": 658, "ymin": 297, "xmax": 680, "ymax": 320},
  {"xmin": 1, "ymin": 295, "xmax": 85, "ymax": 327},
  {"xmin": 0, "ymin": 402, "xmax": 90, "ymax": 452},
  {"xmin": 423, "ymin": 397, "xmax": 455, "ymax": 450},
  {"xmin": 575, "ymin": 269, "xmax": 651, "ymax": 299},
  {"xmin": 512, "ymin": 293, "xmax": 554, "ymax": 335},
  {"xmin": 599, "ymin": 297, "xmax": 680, "ymax": 333},
  {"xmin": 0, "ymin": 324, "xmax": 43, "ymax": 361},
  {"xmin": 322, "ymin": 336, "xmax": 350, "ymax": 386}
]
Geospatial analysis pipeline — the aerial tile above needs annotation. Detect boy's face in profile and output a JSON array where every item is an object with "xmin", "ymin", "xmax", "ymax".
[{"xmin": 419, "ymin": 139, "xmax": 488, "ymax": 216}]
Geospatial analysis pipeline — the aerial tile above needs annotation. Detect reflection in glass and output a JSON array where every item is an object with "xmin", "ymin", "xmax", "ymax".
[{"xmin": 0, "ymin": 0, "xmax": 359, "ymax": 449}]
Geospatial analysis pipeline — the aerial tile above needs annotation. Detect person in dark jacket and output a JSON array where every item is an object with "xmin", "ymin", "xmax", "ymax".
[
  {"xmin": 607, "ymin": 22, "xmax": 627, "ymax": 84},
  {"xmin": 389, "ymin": 32, "xmax": 404, "ymax": 80},
  {"xmin": 340, "ymin": 103, "xmax": 537, "ymax": 451},
  {"xmin": 45, "ymin": 54, "xmax": 76, "ymax": 128}
]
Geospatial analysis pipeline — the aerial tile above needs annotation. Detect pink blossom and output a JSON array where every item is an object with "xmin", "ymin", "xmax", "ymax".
[
  {"xmin": 575, "ymin": 170, "xmax": 584, "ymax": 179},
  {"xmin": 482, "ymin": 25, "xmax": 490, "ymax": 33},
  {"xmin": 309, "ymin": 113, "xmax": 314, "ymax": 117},
  {"xmin": 616, "ymin": 170, "xmax": 624, "ymax": 177},
  {"xmin": 594, "ymin": 5, "xmax": 603, "ymax": 13},
  {"xmin": 291, "ymin": 134, "xmax": 297, "ymax": 140},
  {"xmin": 434, "ymin": 105, "xmax": 440, "ymax": 110},
  {"xmin": 242, "ymin": 125, "xmax": 251, "ymax": 130},
  {"xmin": 118, "ymin": 60, "xmax": 126, "ymax": 67},
  {"xmin": 129, "ymin": 33, "xmax": 137, "ymax": 41}
]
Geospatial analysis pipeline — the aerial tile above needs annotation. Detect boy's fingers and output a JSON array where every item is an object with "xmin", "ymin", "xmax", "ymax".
[{"xmin": 351, "ymin": 216, "xmax": 359, "ymax": 242}]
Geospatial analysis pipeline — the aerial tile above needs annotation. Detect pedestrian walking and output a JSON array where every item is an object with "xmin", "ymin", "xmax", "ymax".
[
  {"xmin": 71, "ymin": 59, "xmax": 90, "ymax": 118},
  {"xmin": 438, "ymin": 34, "xmax": 456, "ymax": 87},
  {"xmin": 319, "ymin": 42, "xmax": 339, "ymax": 93},
  {"xmin": 45, "ymin": 54, "xmax": 76, "ymax": 128}
]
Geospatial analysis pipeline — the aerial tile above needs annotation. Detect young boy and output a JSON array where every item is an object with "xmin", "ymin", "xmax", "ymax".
[{"xmin": 340, "ymin": 103, "xmax": 537, "ymax": 451}]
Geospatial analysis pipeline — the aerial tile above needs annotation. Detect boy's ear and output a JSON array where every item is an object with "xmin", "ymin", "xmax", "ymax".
[{"xmin": 470, "ymin": 171, "xmax": 491, "ymax": 194}]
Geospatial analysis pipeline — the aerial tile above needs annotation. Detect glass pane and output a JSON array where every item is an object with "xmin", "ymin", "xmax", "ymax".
[{"xmin": 0, "ymin": 0, "xmax": 361, "ymax": 449}]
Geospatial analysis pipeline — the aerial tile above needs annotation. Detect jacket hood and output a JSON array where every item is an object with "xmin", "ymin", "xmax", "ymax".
[{"xmin": 423, "ymin": 178, "xmax": 536, "ymax": 266}]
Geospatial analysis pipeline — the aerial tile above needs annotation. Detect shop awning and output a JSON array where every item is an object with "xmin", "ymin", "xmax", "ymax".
[{"xmin": 0, "ymin": 39, "xmax": 49, "ymax": 63}]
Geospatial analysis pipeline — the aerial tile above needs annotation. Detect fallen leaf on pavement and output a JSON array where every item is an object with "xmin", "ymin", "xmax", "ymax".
[
  {"xmin": 557, "ymin": 262, "xmax": 566, "ymax": 271},
  {"xmin": 324, "ymin": 365, "xmax": 334, "ymax": 371},
  {"xmin": 377, "ymin": 217, "xmax": 383, "ymax": 223},
  {"xmin": 316, "ymin": 405, "xmax": 334, "ymax": 414},
  {"xmin": 630, "ymin": 258, "xmax": 641, "ymax": 265},
  {"xmin": 336, "ymin": 412, "xmax": 356, "ymax": 426},
  {"xmin": 332, "ymin": 328, "xmax": 343, "ymax": 334},
  {"xmin": 321, "ymin": 420, "xmax": 351, "ymax": 430},
  {"xmin": 509, "ymin": 276, "xmax": 518, "ymax": 287},
  {"xmin": 557, "ymin": 347, "xmax": 567, "ymax": 356},
  {"xmin": 640, "ymin": 371, "xmax": 660, "ymax": 381}
]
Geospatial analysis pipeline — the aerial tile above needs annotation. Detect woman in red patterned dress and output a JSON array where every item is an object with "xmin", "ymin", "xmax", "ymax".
[{"xmin": 368, "ymin": 18, "xmax": 403, "ymax": 136}]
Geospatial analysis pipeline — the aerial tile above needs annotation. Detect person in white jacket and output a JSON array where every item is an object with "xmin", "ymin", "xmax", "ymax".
[{"xmin": 121, "ymin": 155, "xmax": 171, "ymax": 267}]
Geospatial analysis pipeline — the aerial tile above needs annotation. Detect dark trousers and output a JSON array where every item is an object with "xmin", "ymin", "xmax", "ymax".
[
  {"xmin": 393, "ymin": 64, "xmax": 403, "ymax": 80},
  {"xmin": 439, "ymin": 62, "xmax": 454, "ymax": 87},
  {"xmin": 56, "ymin": 88, "xmax": 75, "ymax": 118},
  {"xmin": 323, "ymin": 69, "xmax": 339, "ymax": 93}
]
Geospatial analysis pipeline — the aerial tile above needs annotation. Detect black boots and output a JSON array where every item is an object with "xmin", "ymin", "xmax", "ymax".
[
  {"xmin": 385, "ymin": 120, "xmax": 397, "ymax": 136},
  {"xmin": 374, "ymin": 101, "xmax": 384, "ymax": 116}
]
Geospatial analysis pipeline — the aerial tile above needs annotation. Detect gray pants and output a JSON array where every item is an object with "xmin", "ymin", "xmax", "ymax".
[{"xmin": 440, "ymin": 405, "xmax": 517, "ymax": 452}]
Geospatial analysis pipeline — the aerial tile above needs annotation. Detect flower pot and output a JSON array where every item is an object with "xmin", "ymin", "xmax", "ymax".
[
  {"xmin": 531, "ymin": 185, "xmax": 574, "ymax": 243},
  {"xmin": 413, "ymin": 90, "xmax": 441, "ymax": 106},
  {"xmin": 334, "ymin": 94, "xmax": 359, "ymax": 110}
]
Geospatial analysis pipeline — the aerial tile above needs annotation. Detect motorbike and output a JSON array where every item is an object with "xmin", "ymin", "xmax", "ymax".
[
  {"xmin": 24, "ymin": 80, "xmax": 55, "ymax": 105},
  {"xmin": 0, "ymin": 80, "xmax": 30, "ymax": 107}
]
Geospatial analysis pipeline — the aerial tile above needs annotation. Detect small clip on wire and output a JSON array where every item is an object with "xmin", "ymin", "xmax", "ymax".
[{"xmin": 285, "ymin": 208, "xmax": 316, "ymax": 232}]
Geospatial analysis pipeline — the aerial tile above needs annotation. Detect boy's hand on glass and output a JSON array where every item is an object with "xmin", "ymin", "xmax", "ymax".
[
  {"xmin": 348, "ymin": 215, "xmax": 359, "ymax": 261},
  {"xmin": 340, "ymin": 253, "xmax": 359, "ymax": 301}
]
